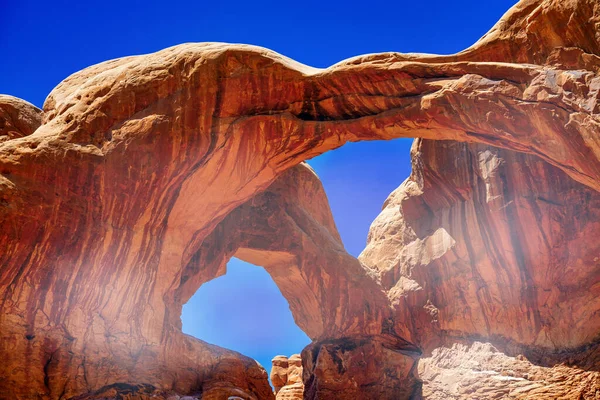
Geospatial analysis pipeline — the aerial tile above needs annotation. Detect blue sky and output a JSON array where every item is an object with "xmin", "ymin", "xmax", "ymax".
[{"xmin": 1, "ymin": 0, "xmax": 517, "ymax": 378}]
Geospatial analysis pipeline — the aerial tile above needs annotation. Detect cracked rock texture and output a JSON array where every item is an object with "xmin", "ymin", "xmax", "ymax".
[
  {"xmin": 419, "ymin": 341, "xmax": 600, "ymax": 399},
  {"xmin": 1, "ymin": 0, "xmax": 600, "ymax": 398}
]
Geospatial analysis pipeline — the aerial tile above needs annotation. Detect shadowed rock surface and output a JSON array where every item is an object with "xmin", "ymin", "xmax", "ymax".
[{"xmin": 0, "ymin": 0, "xmax": 599, "ymax": 398}]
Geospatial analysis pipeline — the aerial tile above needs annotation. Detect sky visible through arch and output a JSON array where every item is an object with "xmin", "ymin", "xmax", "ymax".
[{"xmin": 1, "ymin": 0, "xmax": 518, "ymax": 378}]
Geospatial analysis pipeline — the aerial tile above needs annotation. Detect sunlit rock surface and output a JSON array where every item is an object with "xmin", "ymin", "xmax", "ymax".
[
  {"xmin": 361, "ymin": 138, "xmax": 600, "ymax": 398},
  {"xmin": 270, "ymin": 354, "xmax": 303, "ymax": 400},
  {"xmin": 362, "ymin": 138, "xmax": 600, "ymax": 351},
  {"xmin": 419, "ymin": 341, "xmax": 600, "ymax": 399},
  {"xmin": 0, "ymin": 94, "xmax": 42, "ymax": 143},
  {"xmin": 0, "ymin": 0, "xmax": 599, "ymax": 398}
]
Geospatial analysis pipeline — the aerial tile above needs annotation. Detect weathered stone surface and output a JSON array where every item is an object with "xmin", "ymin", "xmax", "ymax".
[
  {"xmin": 0, "ymin": 0, "xmax": 599, "ymax": 398},
  {"xmin": 361, "ymin": 138, "xmax": 600, "ymax": 398},
  {"xmin": 270, "ymin": 354, "xmax": 303, "ymax": 400},
  {"xmin": 186, "ymin": 163, "xmax": 421, "ymax": 396},
  {"xmin": 419, "ymin": 341, "xmax": 600, "ymax": 399},
  {"xmin": 178, "ymin": 163, "xmax": 392, "ymax": 341},
  {"xmin": 361, "ymin": 138, "xmax": 600, "ymax": 351},
  {"xmin": 302, "ymin": 336, "xmax": 421, "ymax": 400},
  {"xmin": 270, "ymin": 356, "xmax": 289, "ymax": 394},
  {"xmin": 0, "ymin": 94, "xmax": 42, "ymax": 143}
]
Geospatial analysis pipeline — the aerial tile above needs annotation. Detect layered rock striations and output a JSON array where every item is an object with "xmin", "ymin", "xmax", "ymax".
[
  {"xmin": 361, "ymin": 138, "xmax": 600, "ymax": 398},
  {"xmin": 418, "ymin": 341, "xmax": 600, "ymax": 399},
  {"xmin": 0, "ymin": 0, "xmax": 599, "ymax": 398},
  {"xmin": 181, "ymin": 163, "xmax": 421, "ymax": 398},
  {"xmin": 361, "ymin": 138, "xmax": 600, "ymax": 352}
]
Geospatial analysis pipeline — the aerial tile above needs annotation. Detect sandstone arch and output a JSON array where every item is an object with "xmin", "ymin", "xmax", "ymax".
[
  {"xmin": 175, "ymin": 163, "xmax": 397, "ymax": 340},
  {"xmin": 1, "ymin": 0, "xmax": 600, "ymax": 398}
]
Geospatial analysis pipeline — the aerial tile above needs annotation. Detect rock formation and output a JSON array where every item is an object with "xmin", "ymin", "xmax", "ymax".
[
  {"xmin": 181, "ymin": 162, "xmax": 421, "ymax": 398},
  {"xmin": 419, "ymin": 341, "xmax": 600, "ymax": 399},
  {"xmin": 362, "ymin": 137, "xmax": 600, "ymax": 352},
  {"xmin": 361, "ymin": 137, "xmax": 600, "ymax": 398},
  {"xmin": 270, "ymin": 355, "xmax": 303, "ymax": 400},
  {"xmin": 0, "ymin": 94, "xmax": 42, "ymax": 143},
  {"xmin": 270, "ymin": 356, "xmax": 290, "ymax": 395},
  {"xmin": 0, "ymin": 0, "xmax": 599, "ymax": 398}
]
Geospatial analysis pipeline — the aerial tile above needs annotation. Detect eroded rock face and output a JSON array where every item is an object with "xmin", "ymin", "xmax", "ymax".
[
  {"xmin": 180, "ymin": 163, "xmax": 421, "ymax": 397},
  {"xmin": 361, "ymin": 138, "xmax": 600, "ymax": 352},
  {"xmin": 419, "ymin": 341, "xmax": 600, "ymax": 399},
  {"xmin": 0, "ymin": 0, "xmax": 599, "ymax": 398},
  {"xmin": 271, "ymin": 356, "xmax": 289, "ymax": 394},
  {"xmin": 302, "ymin": 336, "xmax": 421, "ymax": 400},
  {"xmin": 270, "ymin": 354, "xmax": 303, "ymax": 400},
  {"xmin": 0, "ymin": 94, "xmax": 42, "ymax": 143},
  {"xmin": 361, "ymin": 138, "xmax": 600, "ymax": 397}
]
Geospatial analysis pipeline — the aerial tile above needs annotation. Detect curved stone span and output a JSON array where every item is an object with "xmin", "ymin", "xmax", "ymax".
[
  {"xmin": 177, "ymin": 163, "xmax": 421, "ymax": 398},
  {"xmin": 0, "ymin": 0, "xmax": 599, "ymax": 398},
  {"xmin": 182, "ymin": 164, "xmax": 393, "ymax": 340}
]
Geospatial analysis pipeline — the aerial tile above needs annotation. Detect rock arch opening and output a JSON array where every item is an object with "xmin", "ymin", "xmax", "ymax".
[
  {"xmin": 179, "ymin": 137, "xmax": 414, "ymax": 383},
  {"xmin": 181, "ymin": 257, "xmax": 311, "ymax": 379},
  {"xmin": 306, "ymin": 138, "xmax": 414, "ymax": 256}
]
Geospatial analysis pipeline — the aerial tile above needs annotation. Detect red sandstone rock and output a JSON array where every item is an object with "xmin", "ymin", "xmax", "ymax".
[
  {"xmin": 302, "ymin": 336, "xmax": 421, "ymax": 400},
  {"xmin": 361, "ymin": 138, "xmax": 600, "ymax": 352},
  {"xmin": 361, "ymin": 138, "xmax": 600, "ymax": 397},
  {"xmin": 0, "ymin": 0, "xmax": 599, "ymax": 399},
  {"xmin": 173, "ymin": 162, "xmax": 422, "ymax": 397}
]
